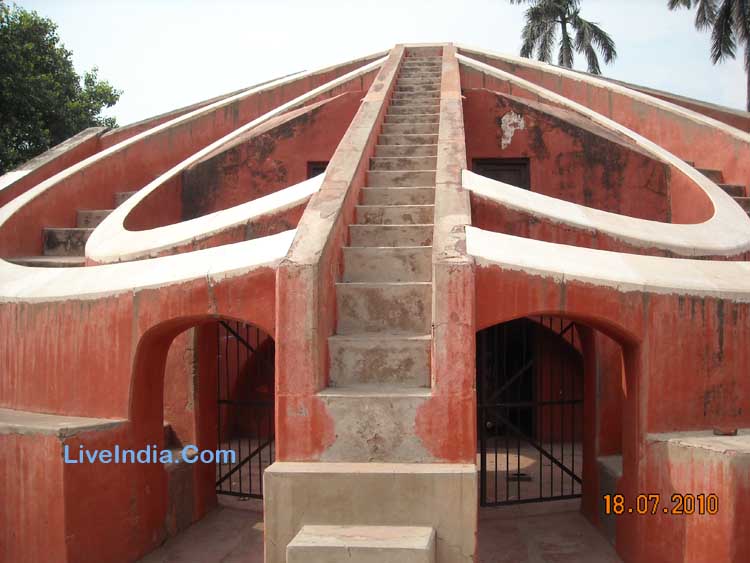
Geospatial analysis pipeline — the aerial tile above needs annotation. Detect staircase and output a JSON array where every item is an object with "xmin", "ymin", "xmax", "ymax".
[
  {"xmin": 323, "ymin": 54, "xmax": 439, "ymax": 410},
  {"xmin": 7, "ymin": 190, "xmax": 136, "ymax": 267},
  {"xmin": 692, "ymin": 165, "xmax": 750, "ymax": 216}
]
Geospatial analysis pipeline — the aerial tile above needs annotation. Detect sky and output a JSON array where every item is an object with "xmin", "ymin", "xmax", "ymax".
[{"xmin": 16, "ymin": 0, "xmax": 749, "ymax": 126}]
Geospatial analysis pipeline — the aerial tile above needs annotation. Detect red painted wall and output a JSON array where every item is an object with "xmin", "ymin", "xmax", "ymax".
[{"xmin": 464, "ymin": 89, "xmax": 671, "ymax": 221}]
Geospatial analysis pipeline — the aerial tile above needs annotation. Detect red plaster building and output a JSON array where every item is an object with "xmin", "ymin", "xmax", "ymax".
[{"xmin": 1, "ymin": 43, "xmax": 749, "ymax": 563}]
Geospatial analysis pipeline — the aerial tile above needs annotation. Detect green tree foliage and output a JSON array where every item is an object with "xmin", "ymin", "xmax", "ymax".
[
  {"xmin": 0, "ymin": 2, "xmax": 121, "ymax": 174},
  {"xmin": 668, "ymin": 0, "xmax": 750, "ymax": 111},
  {"xmin": 508, "ymin": 0, "xmax": 617, "ymax": 74}
]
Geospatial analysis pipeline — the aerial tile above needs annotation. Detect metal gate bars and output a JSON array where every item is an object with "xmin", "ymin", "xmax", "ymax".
[
  {"xmin": 477, "ymin": 317, "xmax": 584, "ymax": 506},
  {"xmin": 215, "ymin": 320, "xmax": 275, "ymax": 499}
]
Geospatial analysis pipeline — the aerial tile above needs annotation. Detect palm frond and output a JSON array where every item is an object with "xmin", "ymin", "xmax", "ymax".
[
  {"xmin": 695, "ymin": 0, "xmax": 719, "ymax": 29},
  {"xmin": 584, "ymin": 44, "xmax": 601, "ymax": 74},
  {"xmin": 711, "ymin": 0, "xmax": 737, "ymax": 62},
  {"xmin": 730, "ymin": 0, "xmax": 750, "ymax": 43}
]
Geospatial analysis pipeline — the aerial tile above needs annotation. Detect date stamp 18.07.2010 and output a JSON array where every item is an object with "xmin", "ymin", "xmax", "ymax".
[{"xmin": 603, "ymin": 494, "xmax": 719, "ymax": 516}]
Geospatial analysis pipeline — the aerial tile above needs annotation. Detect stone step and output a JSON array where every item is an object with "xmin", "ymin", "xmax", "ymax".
[
  {"xmin": 720, "ymin": 184, "xmax": 745, "ymax": 197},
  {"xmin": 43, "ymin": 227, "xmax": 93, "ymax": 256},
  {"xmin": 398, "ymin": 78, "xmax": 441, "ymax": 87},
  {"xmin": 399, "ymin": 72, "xmax": 441, "ymax": 80},
  {"xmin": 392, "ymin": 91, "xmax": 441, "ymax": 100},
  {"xmin": 355, "ymin": 204, "xmax": 434, "ymax": 225},
  {"xmin": 402, "ymin": 62, "xmax": 441, "ymax": 68},
  {"xmin": 367, "ymin": 170, "xmax": 436, "ymax": 187},
  {"xmin": 697, "ymin": 168, "xmax": 723, "ymax": 183},
  {"xmin": 343, "ymin": 246, "xmax": 432, "ymax": 282},
  {"xmin": 375, "ymin": 144, "xmax": 438, "ymax": 158},
  {"xmin": 370, "ymin": 155, "xmax": 437, "ymax": 170},
  {"xmin": 382, "ymin": 123, "xmax": 439, "ymax": 135},
  {"xmin": 328, "ymin": 334, "xmax": 431, "ymax": 387},
  {"xmin": 735, "ymin": 197, "xmax": 750, "ymax": 212},
  {"xmin": 385, "ymin": 113, "xmax": 439, "ymax": 124},
  {"xmin": 114, "ymin": 191, "xmax": 137, "ymax": 206},
  {"xmin": 389, "ymin": 103, "xmax": 439, "ymax": 114},
  {"xmin": 336, "ymin": 282, "xmax": 432, "ymax": 335},
  {"xmin": 76, "ymin": 209, "xmax": 113, "ymax": 228},
  {"xmin": 361, "ymin": 187, "xmax": 435, "ymax": 205},
  {"xmin": 316, "ymin": 387, "xmax": 433, "ymax": 462},
  {"xmin": 6, "ymin": 256, "xmax": 86, "ymax": 268},
  {"xmin": 396, "ymin": 84, "xmax": 440, "ymax": 94},
  {"xmin": 378, "ymin": 134, "xmax": 438, "ymax": 146},
  {"xmin": 287, "ymin": 525, "xmax": 436, "ymax": 563},
  {"xmin": 349, "ymin": 224, "xmax": 433, "ymax": 247}
]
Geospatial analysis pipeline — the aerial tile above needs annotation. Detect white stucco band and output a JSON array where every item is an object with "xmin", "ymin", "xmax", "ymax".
[
  {"xmin": 87, "ymin": 175, "xmax": 322, "ymax": 263},
  {"xmin": 0, "ymin": 229, "xmax": 295, "ymax": 303},
  {"xmin": 466, "ymin": 226, "xmax": 750, "ymax": 302}
]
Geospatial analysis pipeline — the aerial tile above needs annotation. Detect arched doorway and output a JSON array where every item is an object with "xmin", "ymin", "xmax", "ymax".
[
  {"xmin": 158, "ymin": 317, "xmax": 276, "ymax": 541},
  {"xmin": 477, "ymin": 316, "xmax": 584, "ymax": 506}
]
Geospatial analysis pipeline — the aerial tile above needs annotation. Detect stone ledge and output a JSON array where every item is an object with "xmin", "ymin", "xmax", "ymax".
[
  {"xmin": 0, "ymin": 407, "xmax": 125, "ymax": 438},
  {"xmin": 647, "ymin": 429, "xmax": 750, "ymax": 455}
]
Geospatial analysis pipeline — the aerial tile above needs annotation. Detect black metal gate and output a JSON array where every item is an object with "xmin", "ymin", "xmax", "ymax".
[
  {"xmin": 216, "ymin": 320, "xmax": 275, "ymax": 499},
  {"xmin": 477, "ymin": 317, "xmax": 583, "ymax": 506}
]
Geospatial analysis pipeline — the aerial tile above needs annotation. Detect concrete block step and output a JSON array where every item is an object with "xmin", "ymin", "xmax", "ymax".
[
  {"xmin": 375, "ymin": 144, "xmax": 438, "ymax": 158},
  {"xmin": 350, "ymin": 224, "xmax": 433, "ymax": 247},
  {"xmin": 43, "ymin": 227, "xmax": 93, "ymax": 256},
  {"xmin": 316, "ymin": 387, "xmax": 433, "ymax": 462},
  {"xmin": 287, "ymin": 525, "xmax": 436, "ymax": 563},
  {"xmin": 735, "ymin": 197, "xmax": 750, "ymax": 212},
  {"xmin": 328, "ymin": 333, "xmax": 431, "ymax": 386},
  {"xmin": 402, "ymin": 62, "xmax": 441, "ymax": 68},
  {"xmin": 115, "ymin": 191, "xmax": 137, "ymax": 206},
  {"xmin": 343, "ymin": 246, "xmax": 432, "ymax": 282},
  {"xmin": 697, "ymin": 168, "xmax": 723, "ymax": 183},
  {"xmin": 76, "ymin": 209, "xmax": 113, "ymax": 228},
  {"xmin": 370, "ymin": 155, "xmax": 437, "ymax": 170},
  {"xmin": 720, "ymin": 184, "xmax": 745, "ymax": 197},
  {"xmin": 396, "ymin": 84, "xmax": 440, "ymax": 94},
  {"xmin": 361, "ymin": 187, "xmax": 436, "ymax": 205},
  {"xmin": 6, "ymin": 255, "xmax": 86, "ymax": 268},
  {"xmin": 356, "ymin": 204, "xmax": 434, "ymax": 225},
  {"xmin": 336, "ymin": 281, "xmax": 432, "ymax": 335},
  {"xmin": 399, "ymin": 72, "xmax": 441, "ymax": 80},
  {"xmin": 398, "ymin": 78, "xmax": 441, "ymax": 86},
  {"xmin": 378, "ymin": 133, "xmax": 438, "ymax": 146},
  {"xmin": 385, "ymin": 113, "xmax": 439, "ymax": 124},
  {"xmin": 382, "ymin": 123, "xmax": 438, "ymax": 135},
  {"xmin": 367, "ymin": 170, "xmax": 436, "ymax": 187},
  {"xmin": 389, "ymin": 101, "xmax": 439, "ymax": 113},
  {"xmin": 392, "ymin": 90, "xmax": 440, "ymax": 100}
]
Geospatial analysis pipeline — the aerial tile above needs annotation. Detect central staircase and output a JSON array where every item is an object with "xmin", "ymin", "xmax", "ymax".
[{"xmin": 287, "ymin": 51, "xmax": 443, "ymax": 562}]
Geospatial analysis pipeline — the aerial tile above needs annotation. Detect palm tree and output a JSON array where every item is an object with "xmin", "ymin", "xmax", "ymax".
[
  {"xmin": 508, "ymin": 0, "xmax": 617, "ymax": 74},
  {"xmin": 668, "ymin": 0, "xmax": 750, "ymax": 111}
]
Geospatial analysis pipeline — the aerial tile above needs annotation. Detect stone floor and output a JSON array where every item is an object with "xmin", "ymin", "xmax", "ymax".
[{"xmin": 139, "ymin": 498, "xmax": 619, "ymax": 563}]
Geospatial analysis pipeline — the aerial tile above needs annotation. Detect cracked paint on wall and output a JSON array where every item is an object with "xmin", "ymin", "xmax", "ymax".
[{"xmin": 500, "ymin": 110, "xmax": 525, "ymax": 149}]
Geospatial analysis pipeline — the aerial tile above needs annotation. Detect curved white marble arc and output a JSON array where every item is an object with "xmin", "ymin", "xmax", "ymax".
[
  {"xmin": 88, "ymin": 175, "xmax": 322, "ymax": 263},
  {"xmin": 457, "ymin": 53, "xmax": 750, "ymax": 257},
  {"xmin": 0, "ymin": 229, "xmax": 295, "ymax": 304},
  {"xmin": 466, "ymin": 226, "xmax": 750, "ymax": 302},
  {"xmin": 456, "ymin": 45, "xmax": 750, "ymax": 143},
  {"xmin": 86, "ymin": 55, "xmax": 387, "ymax": 263}
]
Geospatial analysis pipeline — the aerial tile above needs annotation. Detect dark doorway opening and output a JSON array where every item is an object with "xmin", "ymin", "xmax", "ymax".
[
  {"xmin": 473, "ymin": 158, "xmax": 531, "ymax": 190},
  {"xmin": 307, "ymin": 161, "xmax": 329, "ymax": 179},
  {"xmin": 215, "ymin": 320, "xmax": 275, "ymax": 499},
  {"xmin": 477, "ymin": 316, "xmax": 583, "ymax": 506}
]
